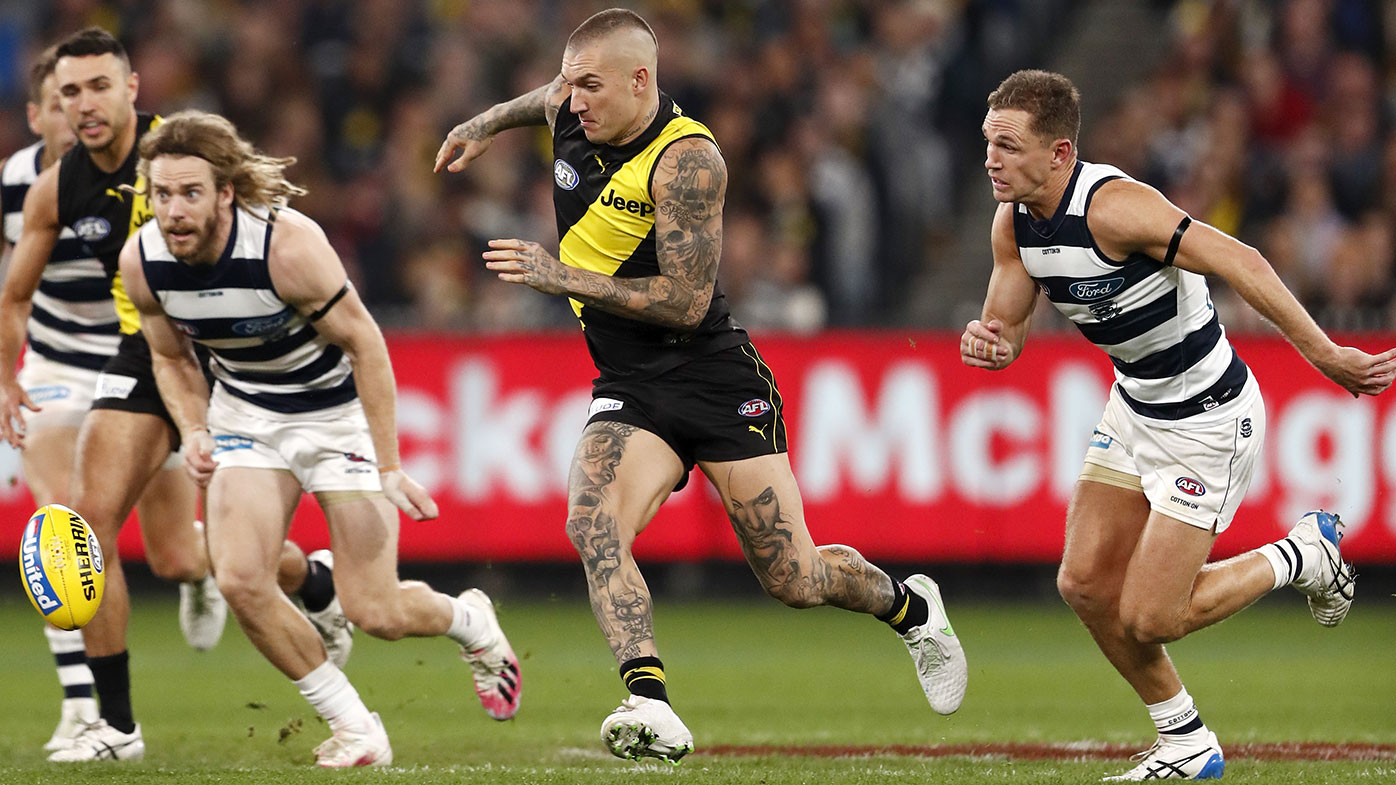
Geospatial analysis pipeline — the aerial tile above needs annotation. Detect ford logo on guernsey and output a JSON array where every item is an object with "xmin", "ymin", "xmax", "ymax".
[
  {"xmin": 232, "ymin": 310, "xmax": 293, "ymax": 336},
  {"xmin": 1069, "ymin": 276, "xmax": 1126, "ymax": 301},
  {"xmin": 1175, "ymin": 477, "xmax": 1206, "ymax": 497},
  {"xmin": 554, "ymin": 159, "xmax": 579, "ymax": 190},
  {"xmin": 738, "ymin": 399, "xmax": 771, "ymax": 417}
]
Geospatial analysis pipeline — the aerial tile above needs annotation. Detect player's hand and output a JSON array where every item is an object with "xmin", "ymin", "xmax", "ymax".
[
  {"xmin": 433, "ymin": 121, "xmax": 495, "ymax": 174},
  {"xmin": 182, "ymin": 427, "xmax": 217, "ymax": 488},
  {"xmin": 960, "ymin": 318, "xmax": 1014, "ymax": 370},
  {"xmin": 381, "ymin": 468, "xmax": 439, "ymax": 521},
  {"xmin": 484, "ymin": 239, "xmax": 570, "ymax": 296},
  {"xmin": 0, "ymin": 377, "xmax": 37, "ymax": 448},
  {"xmin": 1316, "ymin": 346, "xmax": 1396, "ymax": 398}
]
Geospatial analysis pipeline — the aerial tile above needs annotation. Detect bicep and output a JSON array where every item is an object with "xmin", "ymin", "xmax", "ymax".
[
  {"xmin": 305, "ymin": 285, "xmax": 379, "ymax": 355},
  {"xmin": 652, "ymin": 138, "xmax": 725, "ymax": 288},
  {"xmin": 984, "ymin": 205, "xmax": 1038, "ymax": 322}
]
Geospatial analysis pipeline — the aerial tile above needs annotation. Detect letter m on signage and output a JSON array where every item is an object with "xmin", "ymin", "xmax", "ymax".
[{"xmin": 796, "ymin": 361, "xmax": 940, "ymax": 503}]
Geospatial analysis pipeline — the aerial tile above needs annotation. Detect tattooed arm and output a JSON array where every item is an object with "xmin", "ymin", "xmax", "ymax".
[
  {"xmin": 482, "ymin": 137, "xmax": 726, "ymax": 330},
  {"xmin": 434, "ymin": 74, "xmax": 570, "ymax": 173}
]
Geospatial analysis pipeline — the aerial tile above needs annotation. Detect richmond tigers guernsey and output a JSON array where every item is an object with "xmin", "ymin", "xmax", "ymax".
[
  {"xmin": 553, "ymin": 92, "xmax": 747, "ymax": 382},
  {"xmin": 1, "ymin": 141, "xmax": 119, "ymax": 370},
  {"xmin": 1014, "ymin": 160, "xmax": 1257, "ymax": 424},
  {"xmin": 56, "ymin": 112, "xmax": 158, "ymax": 335}
]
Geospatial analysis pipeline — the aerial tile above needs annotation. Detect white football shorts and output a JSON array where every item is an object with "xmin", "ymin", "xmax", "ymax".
[
  {"xmin": 16, "ymin": 351, "xmax": 100, "ymax": 431},
  {"xmin": 206, "ymin": 388, "xmax": 381, "ymax": 493},
  {"xmin": 1081, "ymin": 382, "xmax": 1265, "ymax": 533}
]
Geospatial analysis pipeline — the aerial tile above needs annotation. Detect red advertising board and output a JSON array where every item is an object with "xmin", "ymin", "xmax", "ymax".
[{"xmin": 2, "ymin": 331, "xmax": 1394, "ymax": 564}]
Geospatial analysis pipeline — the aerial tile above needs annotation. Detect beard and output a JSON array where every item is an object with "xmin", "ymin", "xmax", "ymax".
[{"xmin": 161, "ymin": 211, "xmax": 222, "ymax": 265}]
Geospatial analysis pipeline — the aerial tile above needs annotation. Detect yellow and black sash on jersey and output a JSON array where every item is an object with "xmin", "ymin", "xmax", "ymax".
[
  {"xmin": 57, "ymin": 113, "xmax": 160, "ymax": 334},
  {"xmin": 552, "ymin": 92, "xmax": 746, "ymax": 382}
]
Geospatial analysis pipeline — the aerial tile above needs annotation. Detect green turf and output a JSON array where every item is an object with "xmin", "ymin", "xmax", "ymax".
[{"xmin": 1, "ymin": 587, "xmax": 1392, "ymax": 783}]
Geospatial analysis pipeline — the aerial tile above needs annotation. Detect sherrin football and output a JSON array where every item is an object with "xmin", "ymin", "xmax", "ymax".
[{"xmin": 19, "ymin": 504, "xmax": 105, "ymax": 630}]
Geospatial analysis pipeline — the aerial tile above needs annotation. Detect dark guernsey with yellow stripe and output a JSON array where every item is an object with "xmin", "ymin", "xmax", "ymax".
[{"xmin": 553, "ymin": 92, "xmax": 746, "ymax": 382}]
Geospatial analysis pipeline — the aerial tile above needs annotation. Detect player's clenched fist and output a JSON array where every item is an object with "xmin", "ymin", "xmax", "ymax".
[{"xmin": 960, "ymin": 318, "xmax": 1014, "ymax": 370}]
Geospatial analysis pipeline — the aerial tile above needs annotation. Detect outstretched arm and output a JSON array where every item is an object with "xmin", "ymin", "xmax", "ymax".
[
  {"xmin": 0, "ymin": 166, "xmax": 62, "ymax": 446},
  {"xmin": 1089, "ymin": 179, "xmax": 1396, "ymax": 397},
  {"xmin": 434, "ymin": 74, "xmax": 569, "ymax": 173},
  {"xmin": 482, "ymin": 136, "xmax": 725, "ymax": 330},
  {"xmin": 962, "ymin": 202, "xmax": 1039, "ymax": 370},
  {"xmin": 118, "ymin": 233, "xmax": 216, "ymax": 484},
  {"xmin": 269, "ymin": 213, "xmax": 437, "ymax": 520}
]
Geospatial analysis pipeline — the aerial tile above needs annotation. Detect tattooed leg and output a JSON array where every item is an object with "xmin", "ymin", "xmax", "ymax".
[
  {"xmin": 565, "ymin": 422, "xmax": 677, "ymax": 662},
  {"xmin": 712, "ymin": 459, "xmax": 896, "ymax": 615}
]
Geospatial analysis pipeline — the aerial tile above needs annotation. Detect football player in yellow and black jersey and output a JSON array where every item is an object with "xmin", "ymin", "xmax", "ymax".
[
  {"xmin": 0, "ymin": 28, "xmax": 340, "ymax": 762},
  {"xmin": 437, "ymin": 8, "xmax": 967, "ymax": 762}
]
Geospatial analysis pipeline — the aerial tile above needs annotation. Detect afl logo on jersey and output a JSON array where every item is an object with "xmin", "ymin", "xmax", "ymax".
[
  {"xmin": 1174, "ymin": 477, "xmax": 1206, "ymax": 497},
  {"xmin": 738, "ymin": 399, "xmax": 771, "ymax": 417},
  {"xmin": 1069, "ymin": 277, "xmax": 1125, "ymax": 301},
  {"xmin": 554, "ymin": 159, "xmax": 579, "ymax": 190},
  {"xmin": 73, "ymin": 216, "xmax": 111, "ymax": 243}
]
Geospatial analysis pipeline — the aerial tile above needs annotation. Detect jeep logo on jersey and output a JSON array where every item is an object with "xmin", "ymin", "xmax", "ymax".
[
  {"xmin": 231, "ymin": 310, "xmax": 293, "ymax": 336},
  {"xmin": 1069, "ymin": 277, "xmax": 1126, "ymax": 301},
  {"xmin": 73, "ymin": 216, "xmax": 110, "ymax": 243},
  {"xmin": 1175, "ymin": 477, "xmax": 1206, "ymax": 496},
  {"xmin": 600, "ymin": 189, "xmax": 655, "ymax": 217},
  {"xmin": 554, "ymin": 159, "xmax": 579, "ymax": 190},
  {"xmin": 739, "ymin": 399, "xmax": 771, "ymax": 417}
]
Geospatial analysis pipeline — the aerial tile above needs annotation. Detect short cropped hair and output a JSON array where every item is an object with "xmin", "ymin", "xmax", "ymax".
[
  {"xmin": 567, "ymin": 7, "xmax": 658, "ymax": 52},
  {"xmin": 54, "ymin": 27, "xmax": 130, "ymax": 72},
  {"xmin": 27, "ymin": 46, "xmax": 59, "ymax": 105},
  {"xmin": 987, "ymin": 70, "xmax": 1081, "ymax": 147}
]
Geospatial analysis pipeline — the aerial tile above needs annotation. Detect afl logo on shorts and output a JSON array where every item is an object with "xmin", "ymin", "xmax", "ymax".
[
  {"xmin": 554, "ymin": 159, "xmax": 579, "ymax": 190},
  {"xmin": 73, "ymin": 216, "xmax": 110, "ymax": 243},
  {"xmin": 1174, "ymin": 477, "xmax": 1206, "ymax": 497},
  {"xmin": 738, "ymin": 399, "xmax": 771, "ymax": 417}
]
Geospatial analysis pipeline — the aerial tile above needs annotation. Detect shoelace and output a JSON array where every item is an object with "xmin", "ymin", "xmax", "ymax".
[{"xmin": 1128, "ymin": 738, "xmax": 1164, "ymax": 763}]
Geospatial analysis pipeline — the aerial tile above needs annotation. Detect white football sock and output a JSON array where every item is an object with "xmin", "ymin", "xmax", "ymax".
[
  {"xmin": 1258, "ymin": 538, "xmax": 1305, "ymax": 591},
  {"xmin": 1148, "ymin": 687, "xmax": 1208, "ymax": 743},
  {"xmin": 294, "ymin": 660, "xmax": 372, "ymax": 732},
  {"xmin": 446, "ymin": 595, "xmax": 492, "ymax": 650},
  {"xmin": 45, "ymin": 625, "xmax": 94, "ymax": 697}
]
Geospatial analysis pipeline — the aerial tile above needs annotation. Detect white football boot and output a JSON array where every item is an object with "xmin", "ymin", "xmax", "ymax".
[
  {"xmin": 900, "ymin": 574, "xmax": 968, "ymax": 714},
  {"xmin": 47, "ymin": 719, "xmax": 145, "ymax": 762},
  {"xmin": 1103, "ymin": 731, "xmax": 1225, "ymax": 781},
  {"xmin": 1288, "ymin": 511, "xmax": 1356, "ymax": 627},
  {"xmin": 456, "ymin": 589, "xmax": 521, "ymax": 720},
  {"xmin": 179, "ymin": 572, "xmax": 227, "ymax": 651},
  {"xmin": 600, "ymin": 695, "xmax": 694, "ymax": 763},
  {"xmin": 301, "ymin": 550, "xmax": 354, "ymax": 669},
  {"xmin": 44, "ymin": 696, "xmax": 99, "ymax": 751},
  {"xmin": 313, "ymin": 712, "xmax": 392, "ymax": 768}
]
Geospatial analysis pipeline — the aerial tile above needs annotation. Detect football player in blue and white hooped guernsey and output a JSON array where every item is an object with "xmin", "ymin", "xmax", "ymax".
[
  {"xmin": 0, "ymin": 43, "xmax": 104, "ymax": 756},
  {"xmin": 120, "ymin": 110, "xmax": 522, "ymax": 768},
  {"xmin": 964, "ymin": 70, "xmax": 1393, "ymax": 781}
]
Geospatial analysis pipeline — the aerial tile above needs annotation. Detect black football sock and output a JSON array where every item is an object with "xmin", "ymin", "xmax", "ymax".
[
  {"xmin": 297, "ymin": 556, "xmax": 336, "ymax": 613},
  {"xmin": 620, "ymin": 656, "xmax": 669, "ymax": 704},
  {"xmin": 876, "ymin": 578, "xmax": 929, "ymax": 636},
  {"xmin": 89, "ymin": 651, "xmax": 135, "ymax": 733}
]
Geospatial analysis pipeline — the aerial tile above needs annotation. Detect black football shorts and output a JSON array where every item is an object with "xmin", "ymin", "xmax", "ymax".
[{"xmin": 588, "ymin": 342, "xmax": 788, "ymax": 489}]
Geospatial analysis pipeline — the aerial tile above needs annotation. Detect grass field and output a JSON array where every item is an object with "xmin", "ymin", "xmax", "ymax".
[{"xmin": 1, "ymin": 585, "xmax": 1392, "ymax": 784}]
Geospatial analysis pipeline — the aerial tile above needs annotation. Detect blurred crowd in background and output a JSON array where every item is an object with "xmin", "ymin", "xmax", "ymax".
[{"xmin": 0, "ymin": 0, "xmax": 1392, "ymax": 332}]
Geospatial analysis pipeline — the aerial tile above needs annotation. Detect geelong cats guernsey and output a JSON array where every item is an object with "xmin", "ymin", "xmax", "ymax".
[
  {"xmin": 1, "ymin": 141, "xmax": 119, "ymax": 370},
  {"xmin": 552, "ymin": 91, "xmax": 747, "ymax": 382},
  {"xmin": 1014, "ymin": 161, "xmax": 1255, "ymax": 423},
  {"xmin": 137, "ymin": 206, "xmax": 356, "ymax": 414}
]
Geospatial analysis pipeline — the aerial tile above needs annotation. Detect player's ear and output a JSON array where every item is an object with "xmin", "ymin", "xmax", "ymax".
[
  {"xmin": 25, "ymin": 102, "xmax": 41, "ymax": 136},
  {"xmin": 127, "ymin": 70, "xmax": 139, "ymax": 103},
  {"xmin": 1052, "ymin": 137, "xmax": 1074, "ymax": 168},
  {"xmin": 632, "ymin": 66, "xmax": 648, "ymax": 95}
]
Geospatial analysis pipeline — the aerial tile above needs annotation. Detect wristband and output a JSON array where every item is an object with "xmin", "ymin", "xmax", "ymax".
[{"xmin": 378, "ymin": 464, "xmax": 400, "ymax": 474}]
